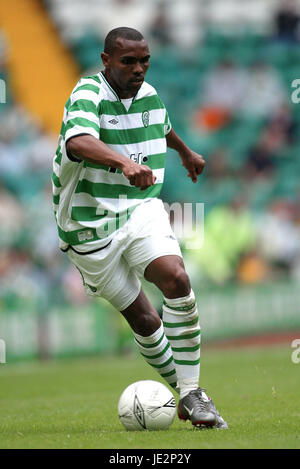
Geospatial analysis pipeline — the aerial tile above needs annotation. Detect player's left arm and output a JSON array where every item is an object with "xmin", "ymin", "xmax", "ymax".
[{"xmin": 166, "ymin": 128, "xmax": 205, "ymax": 183}]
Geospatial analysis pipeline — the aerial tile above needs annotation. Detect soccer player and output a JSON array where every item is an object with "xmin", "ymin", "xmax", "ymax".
[{"xmin": 52, "ymin": 27, "xmax": 228, "ymax": 429}]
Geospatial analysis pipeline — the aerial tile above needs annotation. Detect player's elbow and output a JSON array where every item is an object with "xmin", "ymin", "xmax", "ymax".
[
  {"xmin": 66, "ymin": 136, "xmax": 86, "ymax": 162},
  {"xmin": 66, "ymin": 137, "xmax": 80, "ymax": 155}
]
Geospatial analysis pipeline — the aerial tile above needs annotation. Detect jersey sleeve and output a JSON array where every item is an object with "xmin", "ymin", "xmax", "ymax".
[
  {"xmin": 64, "ymin": 78, "xmax": 101, "ymax": 143},
  {"xmin": 156, "ymin": 94, "xmax": 172, "ymax": 136},
  {"xmin": 164, "ymin": 109, "xmax": 172, "ymax": 136}
]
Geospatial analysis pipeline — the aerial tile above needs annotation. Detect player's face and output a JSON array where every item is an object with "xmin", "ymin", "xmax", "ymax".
[{"xmin": 101, "ymin": 38, "xmax": 150, "ymax": 98}]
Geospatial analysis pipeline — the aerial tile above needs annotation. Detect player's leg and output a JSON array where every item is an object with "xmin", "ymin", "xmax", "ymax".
[
  {"xmin": 145, "ymin": 255, "xmax": 228, "ymax": 428},
  {"xmin": 121, "ymin": 288, "xmax": 178, "ymax": 390},
  {"xmin": 123, "ymin": 202, "xmax": 203, "ymax": 409},
  {"xmin": 144, "ymin": 255, "xmax": 201, "ymax": 400}
]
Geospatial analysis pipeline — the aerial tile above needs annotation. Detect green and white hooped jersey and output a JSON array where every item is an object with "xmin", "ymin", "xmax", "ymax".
[{"xmin": 52, "ymin": 72, "xmax": 172, "ymax": 251}]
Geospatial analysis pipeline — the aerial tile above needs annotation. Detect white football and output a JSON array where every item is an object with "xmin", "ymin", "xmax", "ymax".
[{"xmin": 118, "ymin": 380, "xmax": 176, "ymax": 431}]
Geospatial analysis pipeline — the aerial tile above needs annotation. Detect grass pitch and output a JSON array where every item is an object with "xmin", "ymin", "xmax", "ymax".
[{"xmin": 0, "ymin": 344, "xmax": 299, "ymax": 449}]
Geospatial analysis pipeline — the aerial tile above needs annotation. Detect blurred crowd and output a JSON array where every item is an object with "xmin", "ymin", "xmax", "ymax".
[
  {"xmin": 1, "ymin": 0, "xmax": 300, "ymax": 315},
  {"xmin": 0, "ymin": 31, "xmax": 73, "ymax": 313}
]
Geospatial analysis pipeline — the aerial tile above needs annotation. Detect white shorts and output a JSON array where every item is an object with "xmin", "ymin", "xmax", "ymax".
[{"xmin": 67, "ymin": 199, "xmax": 182, "ymax": 311}]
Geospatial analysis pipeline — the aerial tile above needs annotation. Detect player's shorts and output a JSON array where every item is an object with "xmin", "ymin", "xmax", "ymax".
[{"xmin": 67, "ymin": 198, "xmax": 182, "ymax": 311}]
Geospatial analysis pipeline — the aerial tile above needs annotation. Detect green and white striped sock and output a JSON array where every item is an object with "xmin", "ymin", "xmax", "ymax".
[
  {"xmin": 162, "ymin": 290, "xmax": 201, "ymax": 399},
  {"xmin": 133, "ymin": 322, "xmax": 178, "ymax": 390}
]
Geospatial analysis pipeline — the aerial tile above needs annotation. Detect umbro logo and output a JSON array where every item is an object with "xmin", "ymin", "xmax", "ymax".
[
  {"xmin": 133, "ymin": 394, "xmax": 146, "ymax": 429},
  {"xmin": 108, "ymin": 118, "xmax": 119, "ymax": 125}
]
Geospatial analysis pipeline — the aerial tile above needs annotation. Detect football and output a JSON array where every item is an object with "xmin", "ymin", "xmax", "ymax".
[{"xmin": 118, "ymin": 380, "xmax": 176, "ymax": 431}]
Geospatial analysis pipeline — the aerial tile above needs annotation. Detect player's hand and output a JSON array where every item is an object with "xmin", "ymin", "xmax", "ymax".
[
  {"xmin": 181, "ymin": 151, "xmax": 206, "ymax": 183},
  {"xmin": 122, "ymin": 160, "xmax": 156, "ymax": 190}
]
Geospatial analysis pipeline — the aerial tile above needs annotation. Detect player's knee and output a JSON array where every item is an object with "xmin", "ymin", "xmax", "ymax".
[{"xmin": 162, "ymin": 267, "xmax": 190, "ymax": 299}]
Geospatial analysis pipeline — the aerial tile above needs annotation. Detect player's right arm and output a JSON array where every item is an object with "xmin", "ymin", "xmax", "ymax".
[{"xmin": 67, "ymin": 134, "xmax": 156, "ymax": 190}]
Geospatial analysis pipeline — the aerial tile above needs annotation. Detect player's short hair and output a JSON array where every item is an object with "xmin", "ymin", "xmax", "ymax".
[{"xmin": 104, "ymin": 27, "xmax": 144, "ymax": 55}]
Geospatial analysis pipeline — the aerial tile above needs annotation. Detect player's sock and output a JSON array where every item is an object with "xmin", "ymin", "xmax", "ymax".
[
  {"xmin": 162, "ymin": 290, "xmax": 201, "ymax": 399},
  {"xmin": 133, "ymin": 322, "xmax": 178, "ymax": 390}
]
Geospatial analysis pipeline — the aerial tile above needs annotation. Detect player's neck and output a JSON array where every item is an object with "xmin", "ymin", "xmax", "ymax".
[{"xmin": 103, "ymin": 70, "xmax": 136, "ymax": 99}]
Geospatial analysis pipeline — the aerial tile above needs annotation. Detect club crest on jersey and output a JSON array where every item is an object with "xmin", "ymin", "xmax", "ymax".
[{"xmin": 142, "ymin": 110, "xmax": 149, "ymax": 128}]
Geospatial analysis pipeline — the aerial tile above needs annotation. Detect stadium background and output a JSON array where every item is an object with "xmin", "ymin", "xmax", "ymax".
[{"xmin": 1, "ymin": 0, "xmax": 300, "ymax": 362}]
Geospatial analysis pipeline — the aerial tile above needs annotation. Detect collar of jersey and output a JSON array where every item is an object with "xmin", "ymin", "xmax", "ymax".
[{"xmin": 99, "ymin": 71, "xmax": 147, "ymax": 104}]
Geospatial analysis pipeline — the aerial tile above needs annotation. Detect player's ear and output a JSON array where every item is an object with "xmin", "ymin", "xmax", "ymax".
[{"xmin": 101, "ymin": 52, "xmax": 110, "ymax": 68}]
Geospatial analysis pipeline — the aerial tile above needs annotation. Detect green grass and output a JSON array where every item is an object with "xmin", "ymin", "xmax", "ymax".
[{"xmin": 0, "ymin": 344, "xmax": 299, "ymax": 449}]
